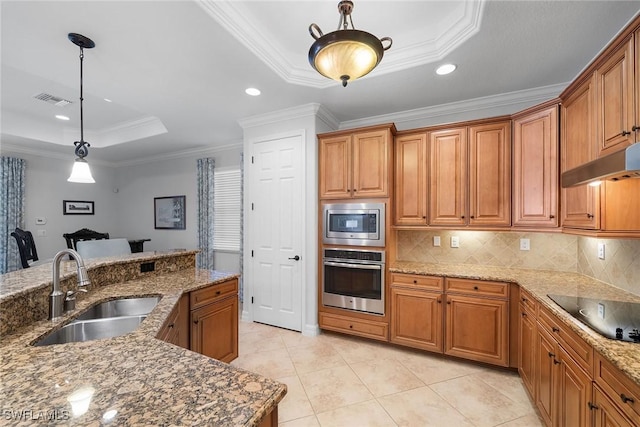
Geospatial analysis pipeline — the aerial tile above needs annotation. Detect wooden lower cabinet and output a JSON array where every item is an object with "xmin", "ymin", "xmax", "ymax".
[
  {"xmin": 319, "ymin": 311, "xmax": 388, "ymax": 342},
  {"xmin": 518, "ymin": 299, "xmax": 537, "ymax": 399},
  {"xmin": 191, "ymin": 295, "xmax": 238, "ymax": 363},
  {"xmin": 157, "ymin": 294, "xmax": 190, "ymax": 349},
  {"xmin": 390, "ymin": 286, "xmax": 443, "ymax": 352},
  {"xmin": 445, "ymin": 293, "xmax": 509, "ymax": 367},
  {"xmin": 556, "ymin": 346, "xmax": 593, "ymax": 427},
  {"xmin": 592, "ymin": 385, "xmax": 637, "ymax": 427}
]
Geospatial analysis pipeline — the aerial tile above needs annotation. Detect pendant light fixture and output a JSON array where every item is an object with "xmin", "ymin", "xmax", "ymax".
[
  {"xmin": 67, "ymin": 33, "xmax": 96, "ymax": 184},
  {"xmin": 308, "ymin": 0, "xmax": 392, "ymax": 87}
]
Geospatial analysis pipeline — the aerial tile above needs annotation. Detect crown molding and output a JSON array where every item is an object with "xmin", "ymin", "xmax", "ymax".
[
  {"xmin": 340, "ymin": 82, "xmax": 569, "ymax": 130},
  {"xmin": 112, "ymin": 141, "xmax": 243, "ymax": 168},
  {"xmin": 238, "ymin": 103, "xmax": 338, "ymax": 130}
]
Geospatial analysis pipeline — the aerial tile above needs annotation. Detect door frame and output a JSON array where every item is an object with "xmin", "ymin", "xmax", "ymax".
[{"xmin": 241, "ymin": 129, "xmax": 308, "ymax": 332}]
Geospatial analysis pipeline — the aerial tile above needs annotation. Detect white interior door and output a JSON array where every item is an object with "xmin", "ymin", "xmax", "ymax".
[{"xmin": 249, "ymin": 133, "xmax": 303, "ymax": 331}]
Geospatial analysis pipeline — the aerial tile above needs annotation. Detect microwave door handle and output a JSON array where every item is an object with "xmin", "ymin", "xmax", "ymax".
[{"xmin": 323, "ymin": 261, "xmax": 382, "ymax": 270}]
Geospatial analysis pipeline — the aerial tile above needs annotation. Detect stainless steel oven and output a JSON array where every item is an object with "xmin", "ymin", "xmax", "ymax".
[
  {"xmin": 322, "ymin": 202, "xmax": 385, "ymax": 247},
  {"xmin": 322, "ymin": 248, "xmax": 385, "ymax": 315}
]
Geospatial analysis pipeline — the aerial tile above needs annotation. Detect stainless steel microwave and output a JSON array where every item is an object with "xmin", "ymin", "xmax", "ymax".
[{"xmin": 322, "ymin": 202, "xmax": 385, "ymax": 247}]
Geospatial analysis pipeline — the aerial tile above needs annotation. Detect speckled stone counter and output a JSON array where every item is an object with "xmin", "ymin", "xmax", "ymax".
[
  {"xmin": 390, "ymin": 261, "xmax": 640, "ymax": 389},
  {"xmin": 0, "ymin": 254, "xmax": 286, "ymax": 426}
]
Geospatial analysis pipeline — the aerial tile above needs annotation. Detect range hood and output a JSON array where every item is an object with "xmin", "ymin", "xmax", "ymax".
[{"xmin": 561, "ymin": 143, "xmax": 640, "ymax": 188}]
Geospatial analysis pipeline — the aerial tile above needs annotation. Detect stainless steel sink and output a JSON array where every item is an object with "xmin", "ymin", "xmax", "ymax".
[
  {"xmin": 33, "ymin": 315, "xmax": 147, "ymax": 346},
  {"xmin": 33, "ymin": 296, "xmax": 161, "ymax": 346},
  {"xmin": 75, "ymin": 296, "xmax": 161, "ymax": 320}
]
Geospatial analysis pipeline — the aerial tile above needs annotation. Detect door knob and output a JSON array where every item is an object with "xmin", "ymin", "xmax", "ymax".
[{"xmin": 288, "ymin": 255, "xmax": 301, "ymax": 261}]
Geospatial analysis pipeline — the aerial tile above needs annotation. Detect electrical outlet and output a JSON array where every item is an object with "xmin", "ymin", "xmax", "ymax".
[
  {"xmin": 598, "ymin": 243, "xmax": 605, "ymax": 260},
  {"xmin": 450, "ymin": 236, "xmax": 459, "ymax": 248},
  {"xmin": 433, "ymin": 236, "xmax": 441, "ymax": 247},
  {"xmin": 597, "ymin": 303, "xmax": 605, "ymax": 319},
  {"xmin": 520, "ymin": 238, "xmax": 530, "ymax": 251}
]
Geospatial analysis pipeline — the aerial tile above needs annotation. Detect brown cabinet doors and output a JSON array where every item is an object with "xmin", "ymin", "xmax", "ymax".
[
  {"xmin": 191, "ymin": 295, "xmax": 238, "ymax": 363},
  {"xmin": 390, "ymin": 286, "xmax": 443, "ymax": 352},
  {"xmin": 395, "ymin": 133, "xmax": 428, "ymax": 225}
]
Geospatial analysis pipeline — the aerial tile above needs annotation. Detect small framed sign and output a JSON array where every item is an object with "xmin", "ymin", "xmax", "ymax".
[
  {"xmin": 63, "ymin": 200, "xmax": 94, "ymax": 215},
  {"xmin": 154, "ymin": 195, "xmax": 186, "ymax": 230}
]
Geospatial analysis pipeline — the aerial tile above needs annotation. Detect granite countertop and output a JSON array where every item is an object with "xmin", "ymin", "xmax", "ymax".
[
  {"xmin": 0, "ymin": 267, "xmax": 286, "ymax": 426},
  {"xmin": 390, "ymin": 262, "xmax": 640, "ymax": 388}
]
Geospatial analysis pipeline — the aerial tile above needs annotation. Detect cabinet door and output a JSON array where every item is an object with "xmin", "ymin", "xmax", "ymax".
[
  {"xmin": 561, "ymin": 75, "xmax": 600, "ymax": 229},
  {"xmin": 602, "ymin": 179, "xmax": 640, "ymax": 231},
  {"xmin": 157, "ymin": 294, "xmax": 189, "ymax": 349},
  {"xmin": 596, "ymin": 36, "xmax": 635, "ymax": 157},
  {"xmin": 395, "ymin": 133, "xmax": 427, "ymax": 225},
  {"xmin": 191, "ymin": 296, "xmax": 239, "ymax": 363},
  {"xmin": 390, "ymin": 287, "xmax": 443, "ymax": 353},
  {"xmin": 468, "ymin": 121, "xmax": 511, "ymax": 227},
  {"xmin": 519, "ymin": 308, "xmax": 537, "ymax": 399},
  {"xmin": 319, "ymin": 135, "xmax": 352, "ymax": 199},
  {"xmin": 429, "ymin": 128, "xmax": 467, "ymax": 226},
  {"xmin": 557, "ymin": 346, "xmax": 592, "ymax": 427},
  {"xmin": 444, "ymin": 294, "xmax": 509, "ymax": 367},
  {"xmin": 536, "ymin": 327, "xmax": 557, "ymax": 427},
  {"xmin": 352, "ymin": 129, "xmax": 390, "ymax": 198},
  {"xmin": 593, "ymin": 385, "xmax": 636, "ymax": 427},
  {"xmin": 513, "ymin": 105, "xmax": 559, "ymax": 228}
]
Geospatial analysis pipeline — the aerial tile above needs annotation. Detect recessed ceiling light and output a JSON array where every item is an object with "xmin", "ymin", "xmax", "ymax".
[
  {"xmin": 104, "ymin": 98, "xmax": 112, "ymax": 103},
  {"xmin": 436, "ymin": 64, "xmax": 457, "ymax": 75},
  {"xmin": 245, "ymin": 87, "xmax": 261, "ymax": 96},
  {"xmin": 55, "ymin": 115, "xmax": 70, "ymax": 121}
]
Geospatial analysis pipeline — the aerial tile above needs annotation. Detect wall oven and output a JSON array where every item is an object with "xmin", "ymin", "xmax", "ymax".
[
  {"xmin": 322, "ymin": 248, "xmax": 385, "ymax": 315},
  {"xmin": 322, "ymin": 202, "xmax": 385, "ymax": 247}
]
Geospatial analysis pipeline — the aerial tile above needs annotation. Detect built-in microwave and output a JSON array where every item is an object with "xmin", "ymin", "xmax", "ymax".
[{"xmin": 322, "ymin": 202, "xmax": 385, "ymax": 247}]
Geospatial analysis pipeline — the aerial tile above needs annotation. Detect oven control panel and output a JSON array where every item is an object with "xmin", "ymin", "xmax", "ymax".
[{"xmin": 323, "ymin": 248, "xmax": 384, "ymax": 262}]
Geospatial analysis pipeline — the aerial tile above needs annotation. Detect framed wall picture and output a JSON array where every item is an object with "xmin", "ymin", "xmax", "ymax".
[
  {"xmin": 154, "ymin": 195, "xmax": 186, "ymax": 230},
  {"xmin": 63, "ymin": 200, "xmax": 94, "ymax": 215}
]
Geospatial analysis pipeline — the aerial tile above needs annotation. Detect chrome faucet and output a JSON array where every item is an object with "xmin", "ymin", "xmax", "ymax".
[{"xmin": 50, "ymin": 249, "xmax": 91, "ymax": 320}]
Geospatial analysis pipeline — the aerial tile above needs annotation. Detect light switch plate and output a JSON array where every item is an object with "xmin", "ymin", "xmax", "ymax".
[
  {"xmin": 433, "ymin": 236, "xmax": 441, "ymax": 247},
  {"xmin": 597, "ymin": 303, "xmax": 605, "ymax": 319},
  {"xmin": 35, "ymin": 217, "xmax": 47, "ymax": 225},
  {"xmin": 520, "ymin": 238, "xmax": 530, "ymax": 251},
  {"xmin": 598, "ymin": 243, "xmax": 605, "ymax": 260},
  {"xmin": 451, "ymin": 236, "xmax": 459, "ymax": 248},
  {"xmin": 36, "ymin": 229, "xmax": 46, "ymax": 237}
]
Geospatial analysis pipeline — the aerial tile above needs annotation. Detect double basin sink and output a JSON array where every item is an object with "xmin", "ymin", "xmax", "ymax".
[{"xmin": 33, "ymin": 296, "xmax": 161, "ymax": 346}]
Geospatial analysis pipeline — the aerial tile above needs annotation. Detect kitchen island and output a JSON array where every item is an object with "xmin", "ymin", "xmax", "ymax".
[{"xmin": 0, "ymin": 251, "xmax": 286, "ymax": 426}]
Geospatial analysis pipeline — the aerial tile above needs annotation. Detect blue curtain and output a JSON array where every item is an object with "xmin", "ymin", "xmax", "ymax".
[
  {"xmin": 0, "ymin": 157, "xmax": 26, "ymax": 273},
  {"xmin": 196, "ymin": 158, "xmax": 215, "ymax": 270}
]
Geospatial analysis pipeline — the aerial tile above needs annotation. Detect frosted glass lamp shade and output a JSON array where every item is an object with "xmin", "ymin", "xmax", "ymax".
[{"xmin": 68, "ymin": 158, "xmax": 95, "ymax": 183}]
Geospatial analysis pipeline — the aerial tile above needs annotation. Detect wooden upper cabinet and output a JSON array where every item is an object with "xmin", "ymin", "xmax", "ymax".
[
  {"xmin": 596, "ymin": 35, "xmax": 635, "ymax": 157},
  {"xmin": 395, "ymin": 133, "xmax": 427, "ymax": 225},
  {"xmin": 468, "ymin": 121, "xmax": 511, "ymax": 227},
  {"xmin": 319, "ymin": 134, "xmax": 352, "ymax": 199},
  {"xmin": 319, "ymin": 125, "xmax": 394, "ymax": 200},
  {"xmin": 561, "ymin": 75, "xmax": 601, "ymax": 229},
  {"xmin": 428, "ymin": 127, "xmax": 467, "ymax": 226},
  {"xmin": 512, "ymin": 103, "xmax": 559, "ymax": 228}
]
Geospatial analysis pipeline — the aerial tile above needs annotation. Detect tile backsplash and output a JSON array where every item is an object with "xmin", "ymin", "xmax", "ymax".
[
  {"xmin": 396, "ymin": 230, "xmax": 640, "ymax": 296},
  {"xmin": 396, "ymin": 230, "xmax": 577, "ymax": 272},
  {"xmin": 578, "ymin": 237, "xmax": 640, "ymax": 296}
]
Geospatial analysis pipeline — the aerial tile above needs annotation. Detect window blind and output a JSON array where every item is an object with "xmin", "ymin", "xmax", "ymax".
[{"xmin": 213, "ymin": 168, "xmax": 241, "ymax": 252}]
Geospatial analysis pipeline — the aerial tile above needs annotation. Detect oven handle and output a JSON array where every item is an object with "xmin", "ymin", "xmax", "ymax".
[{"xmin": 323, "ymin": 261, "xmax": 382, "ymax": 270}]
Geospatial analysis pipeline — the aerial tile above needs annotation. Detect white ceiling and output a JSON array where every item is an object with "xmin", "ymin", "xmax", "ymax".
[{"xmin": 2, "ymin": 1, "xmax": 639, "ymax": 166}]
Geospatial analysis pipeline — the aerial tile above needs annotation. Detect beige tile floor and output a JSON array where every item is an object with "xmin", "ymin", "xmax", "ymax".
[{"xmin": 231, "ymin": 321, "xmax": 544, "ymax": 427}]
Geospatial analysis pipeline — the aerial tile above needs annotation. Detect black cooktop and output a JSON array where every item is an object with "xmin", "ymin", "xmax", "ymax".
[{"xmin": 547, "ymin": 294, "xmax": 640, "ymax": 343}]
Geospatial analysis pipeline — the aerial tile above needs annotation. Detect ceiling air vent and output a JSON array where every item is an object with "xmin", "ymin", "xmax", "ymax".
[{"xmin": 33, "ymin": 93, "xmax": 72, "ymax": 107}]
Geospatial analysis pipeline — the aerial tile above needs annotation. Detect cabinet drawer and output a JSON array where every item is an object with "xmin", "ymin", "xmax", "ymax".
[
  {"xmin": 190, "ymin": 278, "xmax": 238, "ymax": 309},
  {"xmin": 519, "ymin": 288, "xmax": 537, "ymax": 315},
  {"xmin": 538, "ymin": 304, "xmax": 593, "ymax": 373},
  {"xmin": 319, "ymin": 312, "xmax": 388, "ymax": 341},
  {"xmin": 594, "ymin": 352, "xmax": 640, "ymax": 424},
  {"xmin": 445, "ymin": 278, "xmax": 509, "ymax": 299},
  {"xmin": 391, "ymin": 273, "xmax": 443, "ymax": 291}
]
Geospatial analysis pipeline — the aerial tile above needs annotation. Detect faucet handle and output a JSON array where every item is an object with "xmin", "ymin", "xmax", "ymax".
[{"xmin": 63, "ymin": 288, "xmax": 88, "ymax": 312}]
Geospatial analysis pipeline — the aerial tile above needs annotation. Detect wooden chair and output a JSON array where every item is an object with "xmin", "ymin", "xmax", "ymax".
[
  {"xmin": 63, "ymin": 228, "xmax": 110, "ymax": 251},
  {"xmin": 11, "ymin": 228, "xmax": 39, "ymax": 269}
]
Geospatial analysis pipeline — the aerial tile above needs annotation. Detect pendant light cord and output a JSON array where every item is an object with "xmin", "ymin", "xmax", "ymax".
[{"xmin": 74, "ymin": 46, "xmax": 90, "ymax": 159}]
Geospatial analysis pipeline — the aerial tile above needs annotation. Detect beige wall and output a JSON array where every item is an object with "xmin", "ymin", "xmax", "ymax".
[{"xmin": 396, "ymin": 230, "xmax": 640, "ymax": 297}]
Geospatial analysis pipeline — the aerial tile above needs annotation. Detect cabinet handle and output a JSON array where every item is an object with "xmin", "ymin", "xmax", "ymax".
[
  {"xmin": 622, "ymin": 130, "xmax": 631, "ymax": 136},
  {"xmin": 550, "ymin": 215, "xmax": 555, "ymax": 219},
  {"xmin": 632, "ymin": 125, "xmax": 640, "ymax": 132},
  {"xmin": 461, "ymin": 215, "xmax": 465, "ymax": 219},
  {"xmin": 521, "ymin": 297, "xmax": 528, "ymax": 302},
  {"xmin": 553, "ymin": 359, "xmax": 561, "ymax": 365},
  {"xmin": 588, "ymin": 402, "xmax": 599, "ymax": 411},
  {"xmin": 349, "ymin": 324, "xmax": 353, "ymax": 329},
  {"xmin": 587, "ymin": 214, "xmax": 594, "ymax": 219},
  {"xmin": 437, "ymin": 299, "xmax": 442, "ymax": 304},
  {"xmin": 413, "ymin": 280, "xmax": 418, "ymax": 284},
  {"xmin": 353, "ymin": 189, "xmax": 357, "ymax": 192},
  {"xmin": 473, "ymin": 286, "xmax": 479, "ymax": 290},
  {"xmin": 168, "ymin": 323, "xmax": 174, "ymax": 329},
  {"xmin": 216, "ymin": 291, "xmax": 221, "ymax": 295},
  {"xmin": 422, "ymin": 216, "xmax": 426, "ymax": 219},
  {"xmin": 552, "ymin": 327, "xmax": 560, "ymax": 333},
  {"xmin": 447, "ymin": 301, "xmax": 451, "ymax": 305},
  {"xmin": 620, "ymin": 394, "xmax": 635, "ymax": 404},
  {"xmin": 193, "ymin": 319, "xmax": 199, "ymax": 324},
  {"xmin": 470, "ymin": 215, "xmax": 475, "ymax": 219},
  {"xmin": 521, "ymin": 312, "xmax": 527, "ymax": 317},
  {"xmin": 548, "ymin": 351, "xmax": 555, "ymax": 358}
]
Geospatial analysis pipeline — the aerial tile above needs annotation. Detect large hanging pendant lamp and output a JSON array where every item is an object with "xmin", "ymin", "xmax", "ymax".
[
  {"xmin": 308, "ymin": 0, "xmax": 392, "ymax": 87},
  {"xmin": 67, "ymin": 33, "xmax": 96, "ymax": 184}
]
